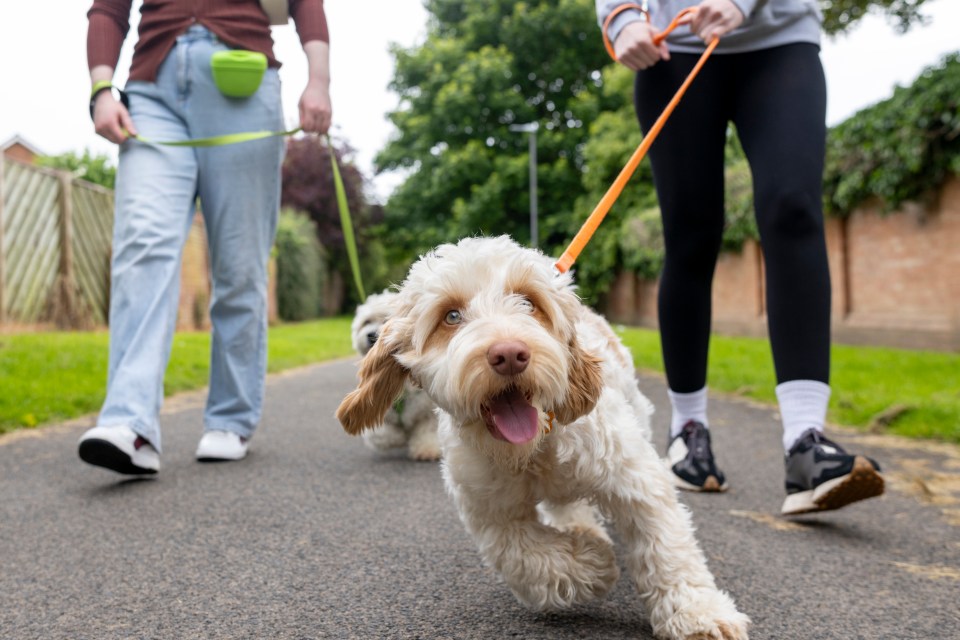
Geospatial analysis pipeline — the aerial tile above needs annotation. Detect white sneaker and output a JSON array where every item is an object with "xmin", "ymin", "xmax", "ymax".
[
  {"xmin": 78, "ymin": 425, "xmax": 160, "ymax": 475},
  {"xmin": 196, "ymin": 430, "xmax": 249, "ymax": 461}
]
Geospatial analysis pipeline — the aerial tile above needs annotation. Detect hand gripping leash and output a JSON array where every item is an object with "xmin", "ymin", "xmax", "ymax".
[{"xmin": 555, "ymin": 7, "xmax": 718, "ymax": 274}]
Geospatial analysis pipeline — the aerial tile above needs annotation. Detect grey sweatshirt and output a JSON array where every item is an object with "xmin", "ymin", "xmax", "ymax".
[{"xmin": 596, "ymin": 0, "xmax": 822, "ymax": 54}]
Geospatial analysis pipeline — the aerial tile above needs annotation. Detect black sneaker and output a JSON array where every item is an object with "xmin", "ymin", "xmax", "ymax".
[
  {"xmin": 781, "ymin": 429, "xmax": 884, "ymax": 516},
  {"xmin": 667, "ymin": 421, "xmax": 728, "ymax": 492}
]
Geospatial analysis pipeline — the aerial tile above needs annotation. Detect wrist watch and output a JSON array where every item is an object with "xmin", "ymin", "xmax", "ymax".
[{"xmin": 89, "ymin": 81, "xmax": 130, "ymax": 120}]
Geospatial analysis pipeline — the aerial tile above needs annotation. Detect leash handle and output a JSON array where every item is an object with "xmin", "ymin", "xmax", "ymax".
[
  {"xmin": 556, "ymin": 10, "xmax": 715, "ymax": 274},
  {"xmin": 602, "ymin": 6, "xmax": 697, "ymax": 61}
]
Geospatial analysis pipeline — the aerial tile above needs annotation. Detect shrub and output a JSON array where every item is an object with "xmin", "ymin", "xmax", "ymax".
[{"xmin": 274, "ymin": 209, "xmax": 327, "ymax": 321}]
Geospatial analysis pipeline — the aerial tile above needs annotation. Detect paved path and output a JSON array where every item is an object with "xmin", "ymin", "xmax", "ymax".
[{"xmin": 2, "ymin": 358, "xmax": 958, "ymax": 639}]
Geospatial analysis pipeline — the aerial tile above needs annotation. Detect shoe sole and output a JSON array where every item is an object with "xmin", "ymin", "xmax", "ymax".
[
  {"xmin": 78, "ymin": 438, "xmax": 158, "ymax": 475},
  {"xmin": 781, "ymin": 455, "xmax": 884, "ymax": 516},
  {"xmin": 196, "ymin": 454, "xmax": 246, "ymax": 462},
  {"xmin": 673, "ymin": 473, "xmax": 729, "ymax": 493}
]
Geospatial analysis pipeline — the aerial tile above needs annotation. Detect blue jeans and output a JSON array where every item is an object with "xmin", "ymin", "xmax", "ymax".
[{"xmin": 98, "ymin": 26, "xmax": 285, "ymax": 451}]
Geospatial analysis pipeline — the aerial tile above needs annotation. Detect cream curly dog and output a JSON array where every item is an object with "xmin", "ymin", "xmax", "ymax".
[
  {"xmin": 350, "ymin": 290, "xmax": 440, "ymax": 461},
  {"xmin": 337, "ymin": 236, "xmax": 749, "ymax": 640}
]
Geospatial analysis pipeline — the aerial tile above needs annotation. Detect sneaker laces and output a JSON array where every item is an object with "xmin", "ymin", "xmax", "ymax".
[
  {"xmin": 801, "ymin": 429, "xmax": 847, "ymax": 455},
  {"xmin": 681, "ymin": 421, "xmax": 713, "ymax": 460}
]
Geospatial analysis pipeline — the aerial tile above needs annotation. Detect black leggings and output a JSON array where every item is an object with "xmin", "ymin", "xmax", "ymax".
[{"xmin": 634, "ymin": 43, "xmax": 830, "ymax": 392}]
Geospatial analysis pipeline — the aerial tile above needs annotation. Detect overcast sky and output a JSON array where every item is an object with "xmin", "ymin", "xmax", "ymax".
[{"xmin": 1, "ymin": 0, "xmax": 958, "ymax": 201}]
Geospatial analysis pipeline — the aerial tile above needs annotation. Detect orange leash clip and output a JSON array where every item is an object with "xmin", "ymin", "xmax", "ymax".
[{"xmin": 555, "ymin": 7, "xmax": 718, "ymax": 274}]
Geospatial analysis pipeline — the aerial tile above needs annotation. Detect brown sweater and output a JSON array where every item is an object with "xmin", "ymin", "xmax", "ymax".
[{"xmin": 88, "ymin": 0, "xmax": 329, "ymax": 82}]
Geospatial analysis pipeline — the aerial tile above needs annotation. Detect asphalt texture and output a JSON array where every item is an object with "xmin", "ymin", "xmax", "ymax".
[{"xmin": 2, "ymin": 357, "xmax": 959, "ymax": 640}]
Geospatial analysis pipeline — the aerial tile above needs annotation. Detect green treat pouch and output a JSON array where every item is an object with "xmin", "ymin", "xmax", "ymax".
[{"xmin": 210, "ymin": 50, "xmax": 267, "ymax": 98}]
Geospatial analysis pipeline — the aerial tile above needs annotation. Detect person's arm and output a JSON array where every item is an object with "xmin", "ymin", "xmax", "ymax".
[
  {"xmin": 290, "ymin": 0, "xmax": 332, "ymax": 134},
  {"xmin": 298, "ymin": 40, "xmax": 332, "ymax": 134},
  {"xmin": 87, "ymin": 0, "xmax": 136, "ymax": 143},
  {"xmin": 596, "ymin": 1, "xmax": 669, "ymax": 71}
]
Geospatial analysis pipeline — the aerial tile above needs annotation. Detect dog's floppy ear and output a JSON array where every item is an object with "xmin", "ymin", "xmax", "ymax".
[
  {"xmin": 337, "ymin": 321, "xmax": 409, "ymax": 435},
  {"xmin": 554, "ymin": 337, "xmax": 604, "ymax": 425}
]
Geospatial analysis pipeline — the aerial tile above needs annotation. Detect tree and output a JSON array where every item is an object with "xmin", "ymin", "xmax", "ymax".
[
  {"xmin": 37, "ymin": 150, "xmax": 117, "ymax": 189},
  {"xmin": 821, "ymin": 0, "xmax": 931, "ymax": 35},
  {"xmin": 377, "ymin": 0, "xmax": 611, "ymax": 268}
]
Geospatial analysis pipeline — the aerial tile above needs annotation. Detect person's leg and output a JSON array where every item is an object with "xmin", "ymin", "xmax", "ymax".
[
  {"xmin": 733, "ymin": 44, "xmax": 883, "ymax": 513},
  {"xmin": 636, "ymin": 54, "xmax": 729, "ymax": 399},
  {"xmin": 732, "ymin": 43, "xmax": 831, "ymax": 453},
  {"xmin": 635, "ymin": 54, "xmax": 730, "ymax": 491},
  {"xmin": 184, "ymin": 29, "xmax": 285, "ymax": 454},
  {"xmin": 79, "ymin": 52, "xmax": 200, "ymax": 473}
]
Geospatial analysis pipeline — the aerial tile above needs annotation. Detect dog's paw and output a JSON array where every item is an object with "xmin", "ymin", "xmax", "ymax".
[
  {"xmin": 407, "ymin": 423, "xmax": 441, "ymax": 461},
  {"xmin": 505, "ymin": 528, "xmax": 619, "ymax": 611},
  {"xmin": 653, "ymin": 588, "xmax": 750, "ymax": 640},
  {"xmin": 361, "ymin": 423, "xmax": 408, "ymax": 451},
  {"xmin": 407, "ymin": 442, "xmax": 441, "ymax": 461}
]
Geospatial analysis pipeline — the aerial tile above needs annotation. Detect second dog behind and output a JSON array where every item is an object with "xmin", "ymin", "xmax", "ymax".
[{"xmin": 350, "ymin": 290, "xmax": 440, "ymax": 461}]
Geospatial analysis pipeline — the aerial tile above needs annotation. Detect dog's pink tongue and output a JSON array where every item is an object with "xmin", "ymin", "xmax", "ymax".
[{"xmin": 489, "ymin": 389, "xmax": 540, "ymax": 444}]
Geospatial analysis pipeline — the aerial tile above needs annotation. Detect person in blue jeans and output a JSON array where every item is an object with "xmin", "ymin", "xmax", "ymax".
[
  {"xmin": 78, "ymin": 0, "xmax": 331, "ymax": 474},
  {"xmin": 596, "ymin": 0, "xmax": 884, "ymax": 514}
]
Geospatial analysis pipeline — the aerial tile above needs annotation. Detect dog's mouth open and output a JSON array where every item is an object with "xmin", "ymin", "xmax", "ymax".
[{"xmin": 481, "ymin": 387, "xmax": 540, "ymax": 444}]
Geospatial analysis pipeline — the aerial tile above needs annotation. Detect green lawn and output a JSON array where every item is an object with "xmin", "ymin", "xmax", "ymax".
[
  {"xmin": 1, "ymin": 321, "xmax": 957, "ymax": 444},
  {"xmin": 617, "ymin": 327, "xmax": 960, "ymax": 444},
  {"xmin": 0, "ymin": 318, "xmax": 354, "ymax": 435}
]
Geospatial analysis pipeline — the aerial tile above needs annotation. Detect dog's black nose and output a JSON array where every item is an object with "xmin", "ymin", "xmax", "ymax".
[
  {"xmin": 367, "ymin": 332, "xmax": 378, "ymax": 346},
  {"xmin": 487, "ymin": 341, "xmax": 530, "ymax": 376}
]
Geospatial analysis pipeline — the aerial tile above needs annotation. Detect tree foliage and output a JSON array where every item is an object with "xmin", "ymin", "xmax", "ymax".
[
  {"xmin": 377, "ymin": 0, "xmax": 610, "ymax": 270},
  {"xmin": 820, "ymin": 0, "xmax": 931, "ymax": 35},
  {"xmin": 37, "ymin": 150, "xmax": 117, "ymax": 189},
  {"xmin": 824, "ymin": 52, "xmax": 960, "ymax": 215}
]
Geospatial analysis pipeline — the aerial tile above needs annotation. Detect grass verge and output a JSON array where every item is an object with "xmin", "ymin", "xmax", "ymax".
[
  {"xmin": 617, "ymin": 327, "xmax": 960, "ymax": 444},
  {"xmin": 0, "ymin": 318, "xmax": 354, "ymax": 436},
  {"xmin": 2, "ymin": 321, "xmax": 957, "ymax": 444}
]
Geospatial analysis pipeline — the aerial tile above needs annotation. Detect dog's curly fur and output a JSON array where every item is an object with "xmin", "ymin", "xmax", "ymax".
[
  {"xmin": 350, "ymin": 290, "xmax": 440, "ymax": 461},
  {"xmin": 337, "ymin": 237, "xmax": 749, "ymax": 640}
]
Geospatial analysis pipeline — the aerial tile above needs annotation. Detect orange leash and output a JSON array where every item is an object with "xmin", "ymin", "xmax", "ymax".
[{"xmin": 555, "ymin": 7, "xmax": 717, "ymax": 274}]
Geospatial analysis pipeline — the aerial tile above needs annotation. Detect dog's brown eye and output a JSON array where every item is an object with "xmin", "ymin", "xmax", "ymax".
[{"xmin": 444, "ymin": 310, "xmax": 463, "ymax": 325}]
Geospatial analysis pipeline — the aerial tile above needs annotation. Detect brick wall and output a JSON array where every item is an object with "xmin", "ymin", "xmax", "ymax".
[{"xmin": 602, "ymin": 176, "xmax": 960, "ymax": 351}]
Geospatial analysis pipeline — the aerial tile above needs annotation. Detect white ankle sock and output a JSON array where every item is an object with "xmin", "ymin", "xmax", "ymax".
[
  {"xmin": 776, "ymin": 380, "xmax": 830, "ymax": 452},
  {"xmin": 668, "ymin": 386, "xmax": 708, "ymax": 438}
]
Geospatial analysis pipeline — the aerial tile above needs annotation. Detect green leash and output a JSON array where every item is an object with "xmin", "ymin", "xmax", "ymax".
[
  {"xmin": 126, "ymin": 126, "xmax": 367, "ymax": 303},
  {"xmin": 326, "ymin": 140, "xmax": 366, "ymax": 302},
  {"xmin": 130, "ymin": 127, "xmax": 303, "ymax": 147}
]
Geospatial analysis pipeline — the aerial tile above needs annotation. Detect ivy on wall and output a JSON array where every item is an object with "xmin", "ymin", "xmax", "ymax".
[{"xmin": 824, "ymin": 53, "xmax": 960, "ymax": 216}]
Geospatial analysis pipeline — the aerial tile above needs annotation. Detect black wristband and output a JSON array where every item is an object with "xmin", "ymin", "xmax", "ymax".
[{"xmin": 89, "ymin": 85, "xmax": 130, "ymax": 121}]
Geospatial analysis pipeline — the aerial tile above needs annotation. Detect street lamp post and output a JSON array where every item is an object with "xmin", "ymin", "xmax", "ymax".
[{"xmin": 509, "ymin": 122, "xmax": 539, "ymax": 248}]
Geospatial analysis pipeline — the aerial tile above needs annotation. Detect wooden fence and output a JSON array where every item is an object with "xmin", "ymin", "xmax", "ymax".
[{"xmin": 0, "ymin": 158, "xmax": 113, "ymax": 329}]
